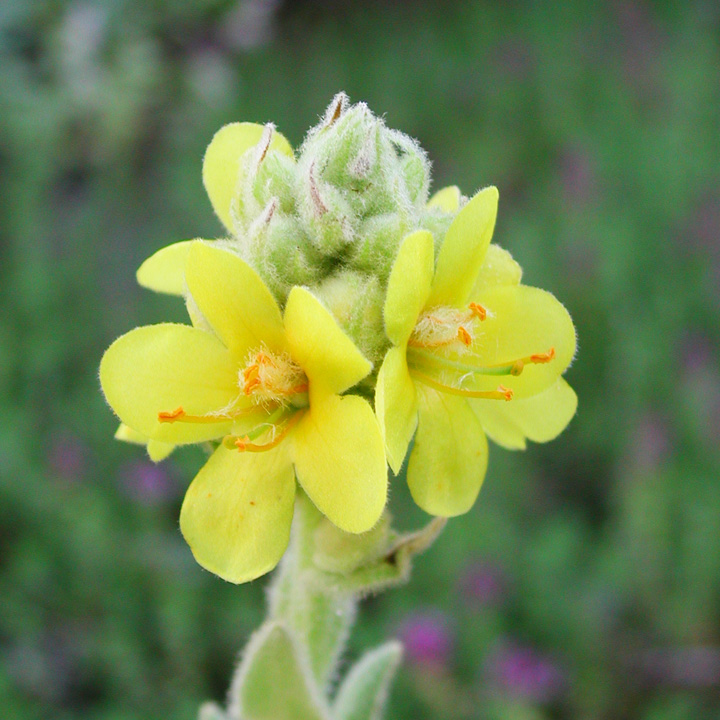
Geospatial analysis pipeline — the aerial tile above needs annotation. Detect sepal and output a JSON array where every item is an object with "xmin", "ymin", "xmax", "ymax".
[
  {"xmin": 228, "ymin": 621, "xmax": 332, "ymax": 720},
  {"xmin": 333, "ymin": 641, "xmax": 403, "ymax": 720}
]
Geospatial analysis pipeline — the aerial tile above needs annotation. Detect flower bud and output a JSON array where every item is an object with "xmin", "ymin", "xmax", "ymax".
[
  {"xmin": 312, "ymin": 270, "xmax": 388, "ymax": 365},
  {"xmin": 349, "ymin": 214, "xmax": 414, "ymax": 280},
  {"xmin": 242, "ymin": 209, "xmax": 327, "ymax": 299}
]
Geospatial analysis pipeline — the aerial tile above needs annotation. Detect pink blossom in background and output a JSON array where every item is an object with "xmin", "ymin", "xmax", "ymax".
[
  {"xmin": 484, "ymin": 640, "xmax": 566, "ymax": 703},
  {"xmin": 397, "ymin": 611, "xmax": 454, "ymax": 671}
]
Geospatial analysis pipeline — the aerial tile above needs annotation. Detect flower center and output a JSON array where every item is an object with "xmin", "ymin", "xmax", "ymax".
[
  {"xmin": 240, "ymin": 349, "xmax": 309, "ymax": 408},
  {"xmin": 156, "ymin": 348, "xmax": 309, "ymax": 454},
  {"xmin": 406, "ymin": 302, "xmax": 556, "ymax": 402},
  {"xmin": 408, "ymin": 303, "xmax": 487, "ymax": 351}
]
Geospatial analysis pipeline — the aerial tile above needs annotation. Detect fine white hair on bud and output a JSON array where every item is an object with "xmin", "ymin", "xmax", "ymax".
[{"xmin": 322, "ymin": 92, "xmax": 349, "ymax": 128}]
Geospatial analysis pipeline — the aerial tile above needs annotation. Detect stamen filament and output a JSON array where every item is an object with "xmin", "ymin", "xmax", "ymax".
[
  {"xmin": 158, "ymin": 404, "xmax": 253, "ymax": 424},
  {"xmin": 411, "ymin": 369, "xmax": 513, "ymax": 401},
  {"xmin": 407, "ymin": 346, "xmax": 556, "ymax": 378},
  {"xmin": 229, "ymin": 410, "xmax": 305, "ymax": 453}
]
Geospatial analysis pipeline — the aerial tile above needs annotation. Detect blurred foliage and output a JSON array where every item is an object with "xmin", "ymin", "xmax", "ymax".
[{"xmin": 1, "ymin": 1, "xmax": 720, "ymax": 719}]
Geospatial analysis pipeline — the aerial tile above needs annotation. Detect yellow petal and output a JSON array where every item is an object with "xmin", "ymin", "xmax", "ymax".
[
  {"xmin": 180, "ymin": 444, "xmax": 295, "ymax": 583},
  {"xmin": 375, "ymin": 347, "xmax": 418, "ymax": 474},
  {"xmin": 471, "ymin": 244, "xmax": 522, "ymax": 295},
  {"xmin": 284, "ymin": 287, "xmax": 371, "ymax": 396},
  {"xmin": 427, "ymin": 185, "xmax": 461, "ymax": 212},
  {"xmin": 115, "ymin": 423, "xmax": 147, "ymax": 445},
  {"xmin": 465, "ymin": 284, "xmax": 577, "ymax": 398},
  {"xmin": 147, "ymin": 439, "xmax": 175, "ymax": 462},
  {"xmin": 473, "ymin": 378, "xmax": 577, "ymax": 449},
  {"xmin": 427, "ymin": 186, "xmax": 499, "ymax": 307},
  {"xmin": 292, "ymin": 393, "xmax": 387, "ymax": 533},
  {"xmin": 203, "ymin": 122, "xmax": 293, "ymax": 234},
  {"xmin": 407, "ymin": 385, "xmax": 488, "ymax": 517},
  {"xmin": 185, "ymin": 241, "xmax": 286, "ymax": 359},
  {"xmin": 115, "ymin": 424, "xmax": 175, "ymax": 461},
  {"xmin": 384, "ymin": 230, "xmax": 435, "ymax": 346},
  {"xmin": 100, "ymin": 323, "xmax": 238, "ymax": 444},
  {"xmin": 136, "ymin": 240, "xmax": 194, "ymax": 295}
]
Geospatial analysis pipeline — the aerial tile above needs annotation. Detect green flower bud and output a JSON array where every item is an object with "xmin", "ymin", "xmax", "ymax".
[
  {"xmin": 252, "ymin": 147, "xmax": 297, "ymax": 214},
  {"xmin": 349, "ymin": 214, "xmax": 414, "ymax": 281},
  {"xmin": 296, "ymin": 161, "xmax": 358, "ymax": 254},
  {"xmin": 312, "ymin": 270, "xmax": 388, "ymax": 365},
  {"xmin": 240, "ymin": 203, "xmax": 327, "ymax": 300}
]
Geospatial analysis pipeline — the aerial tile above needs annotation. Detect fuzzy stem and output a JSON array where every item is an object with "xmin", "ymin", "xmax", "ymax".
[{"xmin": 267, "ymin": 491, "xmax": 358, "ymax": 689}]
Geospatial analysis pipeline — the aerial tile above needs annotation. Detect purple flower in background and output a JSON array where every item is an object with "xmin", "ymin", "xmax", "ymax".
[
  {"xmin": 459, "ymin": 560, "xmax": 507, "ymax": 607},
  {"xmin": 485, "ymin": 640, "xmax": 566, "ymax": 703},
  {"xmin": 118, "ymin": 460, "xmax": 178, "ymax": 505},
  {"xmin": 398, "ymin": 611, "xmax": 454, "ymax": 671}
]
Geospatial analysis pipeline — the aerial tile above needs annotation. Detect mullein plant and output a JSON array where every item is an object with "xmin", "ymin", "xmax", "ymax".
[{"xmin": 100, "ymin": 93, "xmax": 577, "ymax": 720}]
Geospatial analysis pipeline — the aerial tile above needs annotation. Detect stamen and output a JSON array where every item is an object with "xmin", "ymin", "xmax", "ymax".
[
  {"xmin": 407, "ymin": 345, "xmax": 557, "ymax": 379},
  {"xmin": 241, "ymin": 349, "xmax": 309, "ymax": 405},
  {"xmin": 531, "ymin": 347, "xmax": 555, "ymax": 363},
  {"xmin": 469, "ymin": 302, "xmax": 487, "ymax": 321},
  {"xmin": 158, "ymin": 405, "xmax": 253, "ymax": 424},
  {"xmin": 158, "ymin": 407, "xmax": 184, "ymax": 422},
  {"xmin": 411, "ymin": 370, "xmax": 514, "ymax": 401},
  {"xmin": 229, "ymin": 411, "xmax": 305, "ymax": 453},
  {"xmin": 457, "ymin": 326, "xmax": 472, "ymax": 346},
  {"xmin": 508, "ymin": 347, "xmax": 556, "ymax": 376},
  {"xmin": 409, "ymin": 306, "xmax": 479, "ymax": 350}
]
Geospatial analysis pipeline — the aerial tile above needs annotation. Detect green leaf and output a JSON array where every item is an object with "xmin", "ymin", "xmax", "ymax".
[
  {"xmin": 333, "ymin": 641, "xmax": 403, "ymax": 720},
  {"xmin": 228, "ymin": 622, "xmax": 331, "ymax": 720}
]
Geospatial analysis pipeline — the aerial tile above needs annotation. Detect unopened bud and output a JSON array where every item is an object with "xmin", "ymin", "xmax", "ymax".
[{"xmin": 312, "ymin": 271, "xmax": 388, "ymax": 365}]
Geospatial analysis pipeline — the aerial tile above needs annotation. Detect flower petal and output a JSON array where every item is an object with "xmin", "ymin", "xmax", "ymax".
[
  {"xmin": 471, "ymin": 244, "xmax": 522, "ymax": 294},
  {"xmin": 407, "ymin": 385, "xmax": 488, "ymax": 517},
  {"xmin": 115, "ymin": 423, "xmax": 175, "ymax": 461},
  {"xmin": 284, "ymin": 287, "xmax": 371, "ymax": 395},
  {"xmin": 375, "ymin": 347, "xmax": 418, "ymax": 474},
  {"xmin": 427, "ymin": 186, "xmax": 499, "ymax": 307},
  {"xmin": 203, "ymin": 122, "xmax": 294, "ymax": 234},
  {"xmin": 100, "ymin": 323, "xmax": 239, "ymax": 444},
  {"xmin": 464, "ymin": 284, "xmax": 577, "ymax": 397},
  {"xmin": 384, "ymin": 230, "xmax": 435, "ymax": 346},
  {"xmin": 180, "ymin": 444, "xmax": 295, "ymax": 583},
  {"xmin": 136, "ymin": 240, "xmax": 194, "ymax": 296},
  {"xmin": 185, "ymin": 241, "xmax": 286, "ymax": 359},
  {"xmin": 472, "ymin": 378, "xmax": 577, "ymax": 449},
  {"xmin": 427, "ymin": 185, "xmax": 461, "ymax": 212},
  {"xmin": 292, "ymin": 394, "xmax": 387, "ymax": 533}
]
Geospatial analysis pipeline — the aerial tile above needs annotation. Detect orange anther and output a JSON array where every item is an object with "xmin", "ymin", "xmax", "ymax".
[
  {"xmin": 243, "ymin": 364, "xmax": 261, "ymax": 394},
  {"xmin": 469, "ymin": 302, "xmax": 487, "ymax": 321},
  {"xmin": 234, "ymin": 436, "xmax": 250, "ymax": 451},
  {"xmin": 457, "ymin": 326, "xmax": 472, "ymax": 346},
  {"xmin": 158, "ymin": 406, "xmax": 185, "ymax": 422},
  {"xmin": 530, "ymin": 347, "xmax": 555, "ymax": 364},
  {"xmin": 497, "ymin": 385, "xmax": 513, "ymax": 401}
]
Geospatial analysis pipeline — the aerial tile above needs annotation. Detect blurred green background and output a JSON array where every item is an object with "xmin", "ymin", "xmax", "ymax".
[{"xmin": 2, "ymin": 1, "xmax": 719, "ymax": 719}]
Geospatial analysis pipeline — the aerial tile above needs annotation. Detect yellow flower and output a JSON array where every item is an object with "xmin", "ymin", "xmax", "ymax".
[
  {"xmin": 376, "ymin": 187, "xmax": 577, "ymax": 517},
  {"xmin": 101, "ymin": 241, "xmax": 387, "ymax": 583}
]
